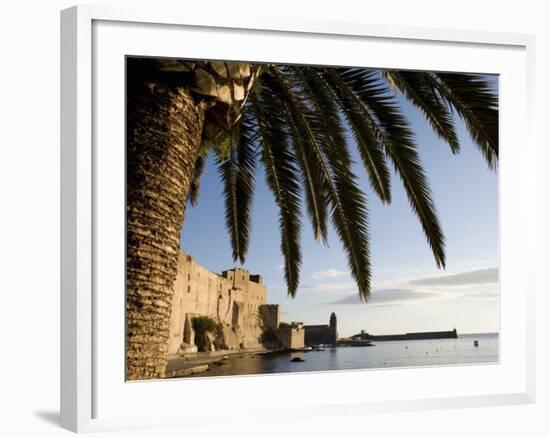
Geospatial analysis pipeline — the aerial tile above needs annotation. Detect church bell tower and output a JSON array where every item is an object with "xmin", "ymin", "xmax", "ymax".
[{"xmin": 329, "ymin": 312, "xmax": 337, "ymax": 344}]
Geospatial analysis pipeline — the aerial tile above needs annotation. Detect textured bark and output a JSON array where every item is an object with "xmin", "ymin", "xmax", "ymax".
[
  {"xmin": 126, "ymin": 79, "xmax": 205, "ymax": 380},
  {"xmin": 154, "ymin": 59, "xmax": 260, "ymax": 140}
]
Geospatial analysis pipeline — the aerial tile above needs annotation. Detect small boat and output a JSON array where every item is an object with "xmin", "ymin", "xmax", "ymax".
[
  {"xmin": 474, "ymin": 340, "xmax": 479, "ymax": 347},
  {"xmin": 290, "ymin": 357, "xmax": 305, "ymax": 362},
  {"xmin": 347, "ymin": 339, "xmax": 373, "ymax": 347}
]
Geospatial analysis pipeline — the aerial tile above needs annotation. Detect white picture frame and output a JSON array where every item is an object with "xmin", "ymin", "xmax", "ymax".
[{"xmin": 60, "ymin": 4, "xmax": 536, "ymax": 433}]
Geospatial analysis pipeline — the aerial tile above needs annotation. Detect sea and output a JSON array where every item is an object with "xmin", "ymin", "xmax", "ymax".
[{"xmin": 199, "ymin": 333, "xmax": 499, "ymax": 378}]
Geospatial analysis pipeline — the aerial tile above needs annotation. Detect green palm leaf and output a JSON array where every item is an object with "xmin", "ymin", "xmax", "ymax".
[
  {"xmin": 188, "ymin": 154, "xmax": 206, "ymax": 206},
  {"xmin": 314, "ymin": 67, "xmax": 392, "ymax": 203},
  {"xmin": 380, "ymin": 70, "xmax": 460, "ymax": 153},
  {"xmin": 268, "ymin": 66, "xmax": 372, "ymax": 299},
  {"xmin": 433, "ymin": 72, "xmax": 498, "ymax": 168},
  {"xmin": 217, "ymin": 108, "xmax": 258, "ymax": 264},
  {"xmin": 327, "ymin": 67, "xmax": 446, "ymax": 268},
  {"xmin": 273, "ymin": 67, "xmax": 330, "ymax": 244},
  {"xmin": 250, "ymin": 90, "xmax": 303, "ymax": 296}
]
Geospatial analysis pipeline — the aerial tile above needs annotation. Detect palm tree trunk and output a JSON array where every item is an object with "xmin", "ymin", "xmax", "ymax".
[{"xmin": 126, "ymin": 80, "xmax": 205, "ymax": 380}]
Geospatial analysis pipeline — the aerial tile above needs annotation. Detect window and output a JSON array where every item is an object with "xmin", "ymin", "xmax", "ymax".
[{"xmin": 187, "ymin": 286, "xmax": 190, "ymax": 294}]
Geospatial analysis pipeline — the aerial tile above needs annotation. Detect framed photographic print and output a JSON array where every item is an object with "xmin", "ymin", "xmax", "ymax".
[{"xmin": 61, "ymin": 4, "xmax": 536, "ymax": 433}]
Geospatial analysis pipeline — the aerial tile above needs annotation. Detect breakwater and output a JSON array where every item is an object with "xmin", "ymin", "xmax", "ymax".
[{"xmin": 353, "ymin": 328, "xmax": 458, "ymax": 342}]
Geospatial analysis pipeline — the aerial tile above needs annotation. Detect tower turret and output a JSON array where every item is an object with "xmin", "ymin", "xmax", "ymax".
[{"xmin": 329, "ymin": 312, "xmax": 337, "ymax": 329}]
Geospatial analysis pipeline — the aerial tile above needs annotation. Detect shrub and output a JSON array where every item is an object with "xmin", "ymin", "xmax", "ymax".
[{"xmin": 192, "ymin": 316, "xmax": 218, "ymax": 334}]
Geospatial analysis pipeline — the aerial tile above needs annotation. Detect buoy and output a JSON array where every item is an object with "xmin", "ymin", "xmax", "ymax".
[{"xmin": 474, "ymin": 340, "xmax": 479, "ymax": 347}]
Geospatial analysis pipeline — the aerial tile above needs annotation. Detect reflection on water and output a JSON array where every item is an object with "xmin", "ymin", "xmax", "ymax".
[{"xmin": 197, "ymin": 333, "xmax": 499, "ymax": 378}]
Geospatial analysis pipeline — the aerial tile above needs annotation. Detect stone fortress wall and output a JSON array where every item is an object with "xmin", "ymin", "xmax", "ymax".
[
  {"xmin": 168, "ymin": 251, "xmax": 312, "ymax": 356},
  {"xmin": 168, "ymin": 251, "xmax": 267, "ymax": 355}
]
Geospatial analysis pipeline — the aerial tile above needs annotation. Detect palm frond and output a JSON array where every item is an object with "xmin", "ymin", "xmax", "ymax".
[
  {"xmin": 380, "ymin": 70, "xmax": 460, "ymax": 153},
  {"xmin": 188, "ymin": 154, "xmax": 206, "ymax": 207},
  {"xmin": 433, "ymin": 73, "xmax": 498, "ymax": 169},
  {"xmin": 250, "ymin": 89, "xmax": 303, "ymax": 296},
  {"xmin": 313, "ymin": 67, "xmax": 392, "ymax": 203},
  {"xmin": 268, "ymin": 66, "xmax": 372, "ymax": 299},
  {"xmin": 272, "ymin": 66, "xmax": 329, "ymax": 244},
  {"xmin": 216, "ymin": 109, "xmax": 258, "ymax": 264},
  {"xmin": 327, "ymin": 67, "xmax": 446, "ymax": 269}
]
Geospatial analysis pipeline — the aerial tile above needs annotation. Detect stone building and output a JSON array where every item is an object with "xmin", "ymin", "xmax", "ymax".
[
  {"xmin": 279, "ymin": 322, "xmax": 305, "ymax": 350},
  {"xmin": 304, "ymin": 312, "xmax": 338, "ymax": 346},
  {"xmin": 167, "ymin": 251, "xmax": 305, "ymax": 355}
]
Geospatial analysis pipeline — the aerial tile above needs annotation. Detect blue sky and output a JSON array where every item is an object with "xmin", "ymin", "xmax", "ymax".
[{"xmin": 180, "ymin": 75, "xmax": 499, "ymax": 337}]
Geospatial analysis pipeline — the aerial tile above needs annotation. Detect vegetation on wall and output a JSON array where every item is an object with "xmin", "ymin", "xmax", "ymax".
[
  {"xmin": 192, "ymin": 316, "xmax": 219, "ymax": 334},
  {"xmin": 192, "ymin": 316, "xmax": 220, "ymax": 352}
]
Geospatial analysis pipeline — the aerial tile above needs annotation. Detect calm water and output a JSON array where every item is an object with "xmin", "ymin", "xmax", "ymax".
[{"xmin": 199, "ymin": 333, "xmax": 498, "ymax": 378}]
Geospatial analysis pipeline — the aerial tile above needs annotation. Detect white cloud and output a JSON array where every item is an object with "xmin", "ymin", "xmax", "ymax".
[
  {"xmin": 311, "ymin": 269, "xmax": 349, "ymax": 280},
  {"xmin": 408, "ymin": 268, "xmax": 498, "ymax": 287},
  {"xmin": 270, "ymin": 267, "xmax": 500, "ymax": 305},
  {"xmin": 326, "ymin": 288, "xmax": 442, "ymax": 306}
]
